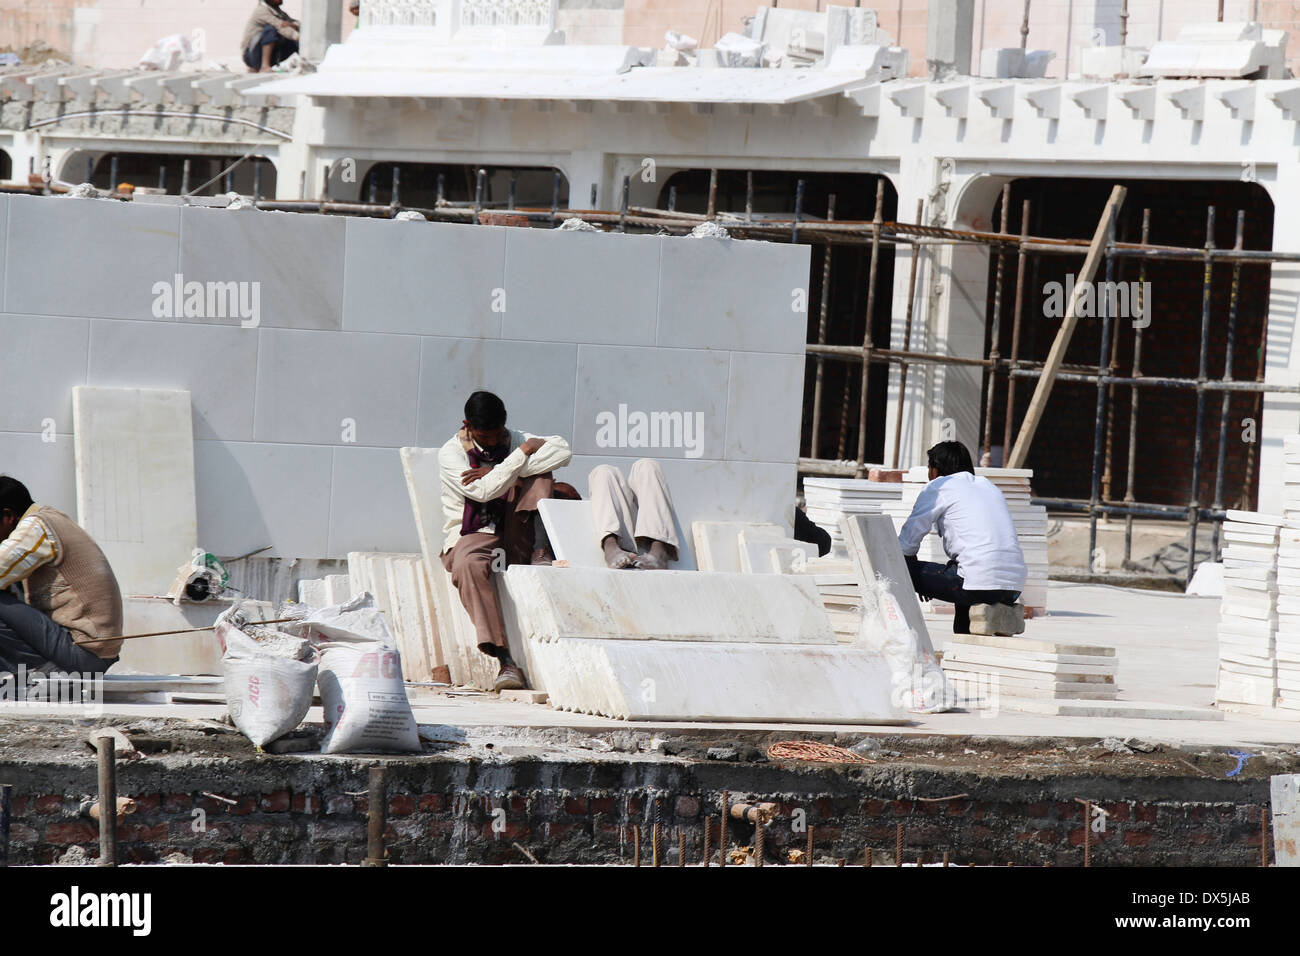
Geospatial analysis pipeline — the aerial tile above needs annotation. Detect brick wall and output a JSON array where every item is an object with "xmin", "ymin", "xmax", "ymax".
[{"xmin": 1, "ymin": 754, "xmax": 1275, "ymax": 866}]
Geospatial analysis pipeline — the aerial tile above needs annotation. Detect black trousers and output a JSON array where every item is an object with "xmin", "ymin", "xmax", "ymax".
[
  {"xmin": 905, "ymin": 556, "xmax": 1020, "ymax": 635},
  {"xmin": 243, "ymin": 24, "xmax": 298, "ymax": 70},
  {"xmin": 0, "ymin": 590, "xmax": 115, "ymax": 675}
]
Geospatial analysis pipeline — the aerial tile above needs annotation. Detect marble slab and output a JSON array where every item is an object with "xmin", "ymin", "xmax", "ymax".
[
  {"xmin": 736, "ymin": 526, "xmax": 816, "ymax": 574},
  {"xmin": 499, "ymin": 565, "xmax": 835, "ymax": 645},
  {"xmin": 533, "ymin": 637, "xmax": 905, "ymax": 723},
  {"xmin": 73, "ymin": 386, "xmax": 197, "ymax": 596},
  {"xmin": 692, "ymin": 521, "xmax": 782, "ymax": 572},
  {"xmin": 842, "ymin": 514, "xmax": 935, "ymax": 655}
]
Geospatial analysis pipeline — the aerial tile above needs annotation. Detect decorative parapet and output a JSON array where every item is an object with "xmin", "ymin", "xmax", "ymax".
[{"xmin": 360, "ymin": 0, "xmax": 558, "ymax": 31}]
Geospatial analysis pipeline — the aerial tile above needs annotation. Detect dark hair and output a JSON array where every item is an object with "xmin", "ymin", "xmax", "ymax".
[
  {"xmin": 0, "ymin": 475, "xmax": 34, "ymax": 517},
  {"xmin": 464, "ymin": 391, "xmax": 507, "ymax": 430},
  {"xmin": 927, "ymin": 440, "xmax": 975, "ymax": 477}
]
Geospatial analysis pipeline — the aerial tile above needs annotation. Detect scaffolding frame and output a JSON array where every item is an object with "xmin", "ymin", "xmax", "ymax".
[{"xmin": 216, "ymin": 165, "xmax": 1300, "ymax": 585}]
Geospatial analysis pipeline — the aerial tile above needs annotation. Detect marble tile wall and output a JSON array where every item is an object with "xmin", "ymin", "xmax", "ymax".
[{"xmin": 0, "ymin": 193, "xmax": 810, "ymax": 558}]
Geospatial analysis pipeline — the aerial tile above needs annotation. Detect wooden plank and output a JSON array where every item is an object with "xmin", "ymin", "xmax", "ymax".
[{"xmin": 1005, "ymin": 185, "xmax": 1126, "ymax": 469}]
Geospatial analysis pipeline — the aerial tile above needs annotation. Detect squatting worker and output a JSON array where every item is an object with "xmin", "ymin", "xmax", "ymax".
[
  {"xmin": 897, "ymin": 440, "xmax": 1026, "ymax": 635},
  {"xmin": 0, "ymin": 476, "xmax": 124, "ymax": 677},
  {"xmin": 438, "ymin": 391, "xmax": 572, "ymax": 691},
  {"xmin": 242, "ymin": 0, "xmax": 300, "ymax": 72}
]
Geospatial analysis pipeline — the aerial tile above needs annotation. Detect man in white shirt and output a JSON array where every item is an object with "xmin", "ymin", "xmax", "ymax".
[
  {"xmin": 897, "ymin": 441, "xmax": 1027, "ymax": 635},
  {"xmin": 438, "ymin": 391, "xmax": 572, "ymax": 690}
]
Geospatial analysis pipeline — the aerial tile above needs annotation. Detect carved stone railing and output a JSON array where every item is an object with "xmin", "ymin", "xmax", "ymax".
[{"xmin": 360, "ymin": 0, "xmax": 558, "ymax": 30}]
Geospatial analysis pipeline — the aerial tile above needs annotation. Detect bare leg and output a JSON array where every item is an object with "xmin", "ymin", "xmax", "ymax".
[{"xmin": 260, "ymin": 43, "xmax": 273, "ymax": 72}]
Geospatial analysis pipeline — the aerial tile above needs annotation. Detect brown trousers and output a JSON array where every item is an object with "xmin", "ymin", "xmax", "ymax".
[{"xmin": 441, "ymin": 473, "xmax": 553, "ymax": 656}]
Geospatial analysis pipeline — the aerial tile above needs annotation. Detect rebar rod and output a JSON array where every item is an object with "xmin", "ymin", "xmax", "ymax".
[
  {"xmin": 892, "ymin": 199, "xmax": 925, "ymax": 468},
  {"xmin": 855, "ymin": 179, "xmax": 885, "ymax": 476},
  {"xmin": 1211, "ymin": 210, "xmax": 1247, "ymax": 562},
  {"xmin": 981, "ymin": 184, "xmax": 1011, "ymax": 465},
  {"xmin": 1087, "ymin": 213, "xmax": 1118, "ymax": 573},
  {"xmin": 1186, "ymin": 207, "xmax": 1217, "ymax": 588},
  {"xmin": 1002, "ymin": 199, "xmax": 1032, "ymax": 462},
  {"xmin": 1123, "ymin": 209, "xmax": 1150, "ymax": 565},
  {"xmin": 809, "ymin": 194, "xmax": 837, "ymax": 461}
]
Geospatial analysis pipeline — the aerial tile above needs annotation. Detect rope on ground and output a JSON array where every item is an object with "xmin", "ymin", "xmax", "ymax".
[{"xmin": 766, "ymin": 741, "xmax": 874, "ymax": 764}]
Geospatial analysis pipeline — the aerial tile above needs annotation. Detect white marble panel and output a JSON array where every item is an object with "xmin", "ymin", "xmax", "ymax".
[
  {"xmin": 0, "ymin": 314, "xmax": 89, "ymax": 433},
  {"xmin": 86, "ymin": 318, "xmax": 258, "ymax": 441},
  {"xmin": 0, "ymin": 432, "xmax": 77, "ymax": 514},
  {"xmin": 725, "ymin": 350, "xmax": 805, "ymax": 463},
  {"xmin": 193, "ymin": 440, "xmax": 332, "ymax": 558},
  {"xmin": 571, "ymin": 345, "xmax": 729, "ymax": 459},
  {"xmin": 533, "ymin": 638, "xmax": 905, "ymax": 722},
  {"xmin": 342, "ymin": 218, "xmax": 506, "ymax": 337},
  {"xmin": 178, "ymin": 205, "xmax": 345, "ymax": 330},
  {"xmin": 692, "ymin": 521, "xmax": 781, "ymax": 572},
  {"xmin": 328, "ymin": 446, "xmax": 421, "ymax": 556},
  {"xmin": 5, "ymin": 195, "xmax": 180, "ymax": 320},
  {"xmin": 501, "ymin": 228, "xmax": 661, "ymax": 345},
  {"xmin": 73, "ymin": 386, "xmax": 197, "ymax": 596},
  {"xmin": 254, "ymin": 329, "xmax": 420, "ymax": 446},
  {"xmin": 415, "ymin": 337, "xmax": 578, "ymax": 446},
  {"xmin": 657, "ymin": 236, "xmax": 810, "ymax": 353},
  {"xmin": 560, "ymin": 456, "xmax": 796, "ymax": 566},
  {"xmin": 501, "ymin": 565, "xmax": 834, "ymax": 644}
]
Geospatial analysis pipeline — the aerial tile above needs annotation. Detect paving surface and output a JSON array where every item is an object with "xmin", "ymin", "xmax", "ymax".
[{"xmin": 5, "ymin": 582, "xmax": 1300, "ymax": 749}]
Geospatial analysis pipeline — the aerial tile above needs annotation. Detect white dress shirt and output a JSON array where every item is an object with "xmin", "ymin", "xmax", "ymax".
[{"xmin": 897, "ymin": 471, "xmax": 1027, "ymax": 592}]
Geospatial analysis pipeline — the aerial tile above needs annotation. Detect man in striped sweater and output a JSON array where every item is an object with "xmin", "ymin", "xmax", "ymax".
[{"xmin": 0, "ymin": 476, "xmax": 124, "ymax": 680}]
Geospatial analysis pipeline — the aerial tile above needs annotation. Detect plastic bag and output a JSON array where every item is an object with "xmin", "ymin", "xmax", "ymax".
[
  {"xmin": 217, "ymin": 605, "xmax": 317, "ymax": 748},
  {"xmin": 291, "ymin": 594, "xmax": 420, "ymax": 755},
  {"xmin": 856, "ymin": 573, "xmax": 953, "ymax": 713}
]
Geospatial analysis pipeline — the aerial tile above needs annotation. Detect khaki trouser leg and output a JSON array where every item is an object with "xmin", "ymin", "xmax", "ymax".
[
  {"xmin": 588, "ymin": 459, "xmax": 680, "ymax": 559},
  {"xmin": 441, "ymin": 532, "xmax": 507, "ymax": 655}
]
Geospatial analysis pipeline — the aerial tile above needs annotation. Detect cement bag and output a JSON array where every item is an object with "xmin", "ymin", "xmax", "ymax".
[
  {"xmin": 217, "ymin": 605, "xmax": 318, "ymax": 748},
  {"xmin": 856, "ymin": 573, "xmax": 953, "ymax": 714},
  {"xmin": 293, "ymin": 594, "xmax": 420, "ymax": 755}
]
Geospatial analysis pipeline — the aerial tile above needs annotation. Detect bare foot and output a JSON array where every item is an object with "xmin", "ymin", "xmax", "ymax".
[
  {"xmin": 634, "ymin": 539, "xmax": 672, "ymax": 570},
  {"xmin": 531, "ymin": 546, "xmax": 555, "ymax": 566},
  {"xmin": 602, "ymin": 534, "xmax": 639, "ymax": 570}
]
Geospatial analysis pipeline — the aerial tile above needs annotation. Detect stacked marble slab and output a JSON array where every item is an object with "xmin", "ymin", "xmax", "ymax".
[
  {"xmin": 940, "ymin": 633, "xmax": 1118, "ymax": 700},
  {"xmin": 802, "ymin": 478, "xmax": 903, "ymax": 556},
  {"xmin": 496, "ymin": 565, "xmax": 904, "ymax": 722},
  {"xmin": 1215, "ymin": 511, "xmax": 1281, "ymax": 712},
  {"xmin": 346, "ymin": 552, "xmax": 443, "ymax": 684},
  {"xmin": 1276, "ymin": 523, "xmax": 1300, "ymax": 717},
  {"xmin": 694, "ymin": 520, "xmax": 858, "ymax": 640},
  {"xmin": 977, "ymin": 468, "xmax": 1050, "ymax": 613}
]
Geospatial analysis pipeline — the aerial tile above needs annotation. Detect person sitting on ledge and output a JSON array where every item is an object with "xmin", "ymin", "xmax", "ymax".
[
  {"xmin": 241, "ymin": 0, "xmax": 300, "ymax": 72},
  {"xmin": 0, "ymin": 476, "xmax": 124, "ymax": 680},
  {"xmin": 438, "ymin": 391, "xmax": 572, "ymax": 691},
  {"xmin": 897, "ymin": 440, "xmax": 1026, "ymax": 635}
]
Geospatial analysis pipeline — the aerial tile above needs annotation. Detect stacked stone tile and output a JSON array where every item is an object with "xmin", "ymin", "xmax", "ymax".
[
  {"xmin": 1215, "ymin": 511, "xmax": 1281, "ymax": 712},
  {"xmin": 977, "ymin": 468, "xmax": 1050, "ymax": 613},
  {"xmin": 1277, "ymin": 433, "xmax": 1300, "ymax": 716},
  {"xmin": 802, "ymin": 478, "xmax": 903, "ymax": 555}
]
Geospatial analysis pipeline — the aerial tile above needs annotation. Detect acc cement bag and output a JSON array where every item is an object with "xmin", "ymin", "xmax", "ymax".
[
  {"xmin": 217, "ymin": 605, "xmax": 318, "ymax": 748},
  {"xmin": 291, "ymin": 594, "xmax": 420, "ymax": 755}
]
